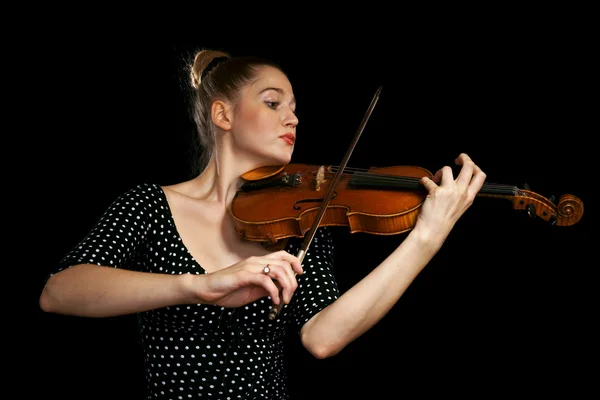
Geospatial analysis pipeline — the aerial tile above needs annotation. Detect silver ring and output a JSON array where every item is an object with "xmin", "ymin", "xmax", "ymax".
[{"xmin": 263, "ymin": 265, "xmax": 270, "ymax": 274}]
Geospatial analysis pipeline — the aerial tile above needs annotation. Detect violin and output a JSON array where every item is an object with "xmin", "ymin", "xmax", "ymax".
[
  {"xmin": 237, "ymin": 85, "xmax": 584, "ymax": 320},
  {"xmin": 231, "ymin": 162, "xmax": 584, "ymax": 245}
]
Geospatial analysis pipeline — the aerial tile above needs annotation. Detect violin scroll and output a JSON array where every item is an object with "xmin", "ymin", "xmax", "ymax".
[{"xmin": 479, "ymin": 189, "xmax": 584, "ymax": 227}]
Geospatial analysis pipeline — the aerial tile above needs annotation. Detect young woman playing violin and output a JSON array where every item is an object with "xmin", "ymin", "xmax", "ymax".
[{"xmin": 39, "ymin": 48, "xmax": 486, "ymax": 399}]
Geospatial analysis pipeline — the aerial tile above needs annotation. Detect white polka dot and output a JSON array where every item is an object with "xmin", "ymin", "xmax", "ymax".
[{"xmin": 51, "ymin": 184, "xmax": 340, "ymax": 398}]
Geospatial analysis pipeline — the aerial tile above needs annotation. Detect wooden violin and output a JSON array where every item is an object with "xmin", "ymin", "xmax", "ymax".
[
  {"xmin": 230, "ymin": 163, "xmax": 584, "ymax": 245},
  {"xmin": 246, "ymin": 85, "xmax": 584, "ymax": 320}
]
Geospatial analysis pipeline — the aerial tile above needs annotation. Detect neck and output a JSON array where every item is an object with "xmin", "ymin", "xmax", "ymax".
[{"xmin": 193, "ymin": 147, "xmax": 266, "ymax": 206}]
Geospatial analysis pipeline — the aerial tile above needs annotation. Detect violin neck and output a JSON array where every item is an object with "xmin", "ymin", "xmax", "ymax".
[
  {"xmin": 348, "ymin": 173, "xmax": 517, "ymax": 197},
  {"xmin": 344, "ymin": 168, "xmax": 582, "ymax": 227}
]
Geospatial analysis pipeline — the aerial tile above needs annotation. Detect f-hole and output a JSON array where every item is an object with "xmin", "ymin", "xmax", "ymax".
[{"xmin": 293, "ymin": 192, "xmax": 337, "ymax": 210}]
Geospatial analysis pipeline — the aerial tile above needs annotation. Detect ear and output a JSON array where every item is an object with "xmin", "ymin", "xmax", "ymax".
[{"xmin": 211, "ymin": 100, "xmax": 233, "ymax": 131}]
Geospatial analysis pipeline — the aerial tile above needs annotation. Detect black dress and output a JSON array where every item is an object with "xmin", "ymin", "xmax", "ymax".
[{"xmin": 51, "ymin": 183, "xmax": 340, "ymax": 399}]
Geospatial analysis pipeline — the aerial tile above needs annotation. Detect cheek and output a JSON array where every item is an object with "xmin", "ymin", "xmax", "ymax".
[
  {"xmin": 237, "ymin": 106, "xmax": 273, "ymax": 135},
  {"xmin": 235, "ymin": 103, "xmax": 258, "ymax": 127}
]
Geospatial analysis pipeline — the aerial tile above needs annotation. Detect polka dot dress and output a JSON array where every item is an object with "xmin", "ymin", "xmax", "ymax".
[{"xmin": 51, "ymin": 183, "xmax": 340, "ymax": 399}]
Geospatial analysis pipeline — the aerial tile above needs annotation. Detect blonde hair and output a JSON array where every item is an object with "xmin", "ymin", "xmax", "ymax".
[
  {"xmin": 184, "ymin": 49, "xmax": 286, "ymax": 175},
  {"xmin": 190, "ymin": 50, "xmax": 230, "ymax": 89}
]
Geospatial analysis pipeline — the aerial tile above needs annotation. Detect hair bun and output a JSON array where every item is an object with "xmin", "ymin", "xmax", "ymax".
[{"xmin": 190, "ymin": 50, "xmax": 230, "ymax": 89}]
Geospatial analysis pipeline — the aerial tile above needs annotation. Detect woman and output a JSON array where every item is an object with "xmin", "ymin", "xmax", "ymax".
[{"xmin": 39, "ymin": 48, "xmax": 486, "ymax": 399}]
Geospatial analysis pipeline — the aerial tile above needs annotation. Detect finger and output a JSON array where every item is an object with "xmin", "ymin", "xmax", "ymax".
[
  {"xmin": 278, "ymin": 260, "xmax": 298, "ymax": 295},
  {"xmin": 262, "ymin": 261, "xmax": 296, "ymax": 304},
  {"xmin": 419, "ymin": 176, "xmax": 438, "ymax": 193},
  {"xmin": 271, "ymin": 250, "xmax": 304, "ymax": 276},
  {"xmin": 467, "ymin": 163, "xmax": 487, "ymax": 198},
  {"xmin": 455, "ymin": 153, "xmax": 475, "ymax": 187},
  {"xmin": 439, "ymin": 165, "xmax": 454, "ymax": 186},
  {"xmin": 258, "ymin": 253, "xmax": 298, "ymax": 283},
  {"xmin": 430, "ymin": 166, "xmax": 443, "ymax": 184},
  {"xmin": 428, "ymin": 165, "xmax": 453, "ymax": 187},
  {"xmin": 455, "ymin": 152, "xmax": 471, "ymax": 166},
  {"xmin": 247, "ymin": 272, "xmax": 282, "ymax": 305}
]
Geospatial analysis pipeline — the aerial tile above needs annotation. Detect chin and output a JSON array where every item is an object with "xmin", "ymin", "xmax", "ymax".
[
  {"xmin": 251, "ymin": 148, "xmax": 293, "ymax": 169},
  {"xmin": 270, "ymin": 151, "xmax": 293, "ymax": 166}
]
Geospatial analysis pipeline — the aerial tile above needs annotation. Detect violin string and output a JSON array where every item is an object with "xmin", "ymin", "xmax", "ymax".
[
  {"xmin": 353, "ymin": 172, "xmax": 519, "ymax": 195},
  {"xmin": 329, "ymin": 167, "xmax": 517, "ymax": 189},
  {"xmin": 327, "ymin": 166, "xmax": 488, "ymax": 185},
  {"xmin": 324, "ymin": 165, "xmax": 523, "ymax": 196},
  {"xmin": 327, "ymin": 165, "xmax": 518, "ymax": 189}
]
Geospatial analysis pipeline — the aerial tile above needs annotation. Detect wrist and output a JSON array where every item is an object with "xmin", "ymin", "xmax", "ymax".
[
  {"xmin": 410, "ymin": 224, "xmax": 448, "ymax": 254},
  {"xmin": 179, "ymin": 273, "xmax": 205, "ymax": 304}
]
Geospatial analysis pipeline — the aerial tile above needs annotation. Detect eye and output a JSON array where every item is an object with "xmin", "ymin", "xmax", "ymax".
[{"xmin": 265, "ymin": 101, "xmax": 279, "ymax": 109}]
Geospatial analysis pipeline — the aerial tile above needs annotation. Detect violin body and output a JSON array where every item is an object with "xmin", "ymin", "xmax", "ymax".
[
  {"xmin": 231, "ymin": 163, "xmax": 431, "ymax": 243},
  {"xmin": 231, "ymin": 163, "xmax": 584, "ymax": 245}
]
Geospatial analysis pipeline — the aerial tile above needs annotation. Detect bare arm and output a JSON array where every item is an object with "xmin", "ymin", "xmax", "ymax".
[
  {"xmin": 300, "ymin": 153, "xmax": 486, "ymax": 358},
  {"xmin": 39, "ymin": 264, "xmax": 197, "ymax": 317},
  {"xmin": 300, "ymin": 228, "xmax": 441, "ymax": 358},
  {"xmin": 39, "ymin": 250, "xmax": 304, "ymax": 318}
]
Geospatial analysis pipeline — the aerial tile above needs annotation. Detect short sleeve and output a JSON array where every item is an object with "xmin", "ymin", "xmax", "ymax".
[
  {"xmin": 49, "ymin": 183, "xmax": 157, "ymax": 277},
  {"xmin": 285, "ymin": 226, "xmax": 340, "ymax": 333}
]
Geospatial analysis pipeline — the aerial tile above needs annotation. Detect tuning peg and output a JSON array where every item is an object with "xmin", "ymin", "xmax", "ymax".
[
  {"xmin": 526, "ymin": 203, "xmax": 536, "ymax": 218},
  {"xmin": 522, "ymin": 183, "xmax": 531, "ymax": 190},
  {"xmin": 548, "ymin": 214, "xmax": 557, "ymax": 226},
  {"xmin": 548, "ymin": 195, "xmax": 556, "ymax": 204}
]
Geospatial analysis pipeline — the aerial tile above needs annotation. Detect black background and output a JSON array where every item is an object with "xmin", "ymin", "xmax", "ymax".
[{"xmin": 30, "ymin": 39, "xmax": 594, "ymax": 399}]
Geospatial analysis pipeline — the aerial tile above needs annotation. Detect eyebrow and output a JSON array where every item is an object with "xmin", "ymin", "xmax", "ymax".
[{"xmin": 259, "ymin": 87, "xmax": 296, "ymax": 106}]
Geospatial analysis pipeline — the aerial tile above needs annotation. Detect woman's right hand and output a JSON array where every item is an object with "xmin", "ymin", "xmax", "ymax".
[{"xmin": 189, "ymin": 250, "xmax": 304, "ymax": 308}]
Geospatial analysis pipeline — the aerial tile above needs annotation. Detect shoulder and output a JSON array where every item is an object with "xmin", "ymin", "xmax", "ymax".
[
  {"xmin": 107, "ymin": 183, "xmax": 168, "ymax": 212},
  {"xmin": 119, "ymin": 182, "xmax": 164, "ymax": 198}
]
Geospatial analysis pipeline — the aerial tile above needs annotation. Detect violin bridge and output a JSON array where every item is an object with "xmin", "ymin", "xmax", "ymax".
[{"xmin": 312, "ymin": 165, "xmax": 325, "ymax": 191}]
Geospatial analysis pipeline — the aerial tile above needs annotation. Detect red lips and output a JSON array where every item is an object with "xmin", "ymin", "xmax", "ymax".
[{"xmin": 280, "ymin": 133, "xmax": 296, "ymax": 144}]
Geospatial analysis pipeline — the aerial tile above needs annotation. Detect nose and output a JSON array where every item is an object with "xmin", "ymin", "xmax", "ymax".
[{"xmin": 283, "ymin": 107, "xmax": 298, "ymax": 128}]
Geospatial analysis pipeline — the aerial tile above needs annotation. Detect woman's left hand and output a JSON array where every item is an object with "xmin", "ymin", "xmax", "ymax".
[{"xmin": 416, "ymin": 153, "xmax": 487, "ymax": 244}]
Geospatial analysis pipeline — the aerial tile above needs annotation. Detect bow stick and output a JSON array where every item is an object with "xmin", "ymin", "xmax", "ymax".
[{"xmin": 268, "ymin": 85, "xmax": 383, "ymax": 320}]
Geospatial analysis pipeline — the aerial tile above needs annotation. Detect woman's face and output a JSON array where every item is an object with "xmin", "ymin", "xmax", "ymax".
[{"xmin": 229, "ymin": 66, "xmax": 298, "ymax": 167}]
